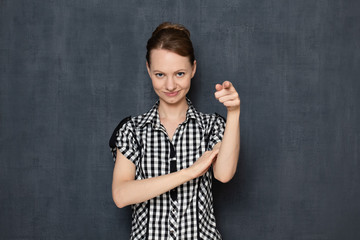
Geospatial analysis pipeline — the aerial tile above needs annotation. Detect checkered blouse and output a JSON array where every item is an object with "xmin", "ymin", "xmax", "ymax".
[{"xmin": 110, "ymin": 98, "xmax": 226, "ymax": 240}]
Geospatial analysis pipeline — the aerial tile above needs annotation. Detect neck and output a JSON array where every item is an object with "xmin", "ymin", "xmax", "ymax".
[{"xmin": 158, "ymin": 98, "xmax": 188, "ymax": 121}]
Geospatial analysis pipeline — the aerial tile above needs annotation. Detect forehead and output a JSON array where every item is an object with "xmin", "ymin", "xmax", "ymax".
[{"xmin": 149, "ymin": 49, "xmax": 192, "ymax": 71}]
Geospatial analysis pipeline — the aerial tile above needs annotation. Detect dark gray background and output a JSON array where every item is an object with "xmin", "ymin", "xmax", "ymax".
[{"xmin": 1, "ymin": 0, "xmax": 359, "ymax": 239}]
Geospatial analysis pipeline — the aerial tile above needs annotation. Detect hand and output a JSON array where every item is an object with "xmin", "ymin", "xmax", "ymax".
[
  {"xmin": 214, "ymin": 81, "xmax": 241, "ymax": 112},
  {"xmin": 188, "ymin": 149, "xmax": 219, "ymax": 179}
]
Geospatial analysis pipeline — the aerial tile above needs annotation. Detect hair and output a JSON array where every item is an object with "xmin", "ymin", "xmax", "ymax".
[{"xmin": 146, "ymin": 22, "xmax": 195, "ymax": 66}]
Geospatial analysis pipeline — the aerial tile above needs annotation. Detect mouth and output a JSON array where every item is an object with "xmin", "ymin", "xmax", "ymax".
[{"xmin": 164, "ymin": 91, "xmax": 180, "ymax": 97}]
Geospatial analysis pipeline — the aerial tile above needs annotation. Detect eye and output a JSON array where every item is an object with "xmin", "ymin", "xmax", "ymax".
[
  {"xmin": 155, "ymin": 73, "xmax": 164, "ymax": 78},
  {"xmin": 176, "ymin": 72, "xmax": 185, "ymax": 77}
]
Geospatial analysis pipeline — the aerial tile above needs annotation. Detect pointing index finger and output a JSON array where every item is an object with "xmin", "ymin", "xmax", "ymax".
[{"xmin": 223, "ymin": 81, "xmax": 232, "ymax": 89}]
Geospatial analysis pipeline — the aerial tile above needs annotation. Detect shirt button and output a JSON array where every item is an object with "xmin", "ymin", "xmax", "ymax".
[
  {"xmin": 170, "ymin": 229, "xmax": 174, "ymax": 234},
  {"xmin": 172, "ymin": 209, "xmax": 176, "ymax": 213}
]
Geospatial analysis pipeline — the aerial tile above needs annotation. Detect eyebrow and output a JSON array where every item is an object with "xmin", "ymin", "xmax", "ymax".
[{"xmin": 153, "ymin": 69, "xmax": 188, "ymax": 72}]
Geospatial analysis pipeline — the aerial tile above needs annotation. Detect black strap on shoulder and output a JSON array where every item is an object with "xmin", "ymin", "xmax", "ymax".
[{"xmin": 109, "ymin": 116, "xmax": 131, "ymax": 149}]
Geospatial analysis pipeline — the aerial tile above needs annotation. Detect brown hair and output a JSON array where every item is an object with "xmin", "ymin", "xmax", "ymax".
[{"xmin": 146, "ymin": 22, "xmax": 195, "ymax": 66}]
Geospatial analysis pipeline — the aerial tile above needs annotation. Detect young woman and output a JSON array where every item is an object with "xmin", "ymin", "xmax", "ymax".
[{"xmin": 110, "ymin": 22, "xmax": 240, "ymax": 240}]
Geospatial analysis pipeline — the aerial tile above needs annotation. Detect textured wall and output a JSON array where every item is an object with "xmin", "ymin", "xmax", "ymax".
[{"xmin": 1, "ymin": 0, "xmax": 360, "ymax": 239}]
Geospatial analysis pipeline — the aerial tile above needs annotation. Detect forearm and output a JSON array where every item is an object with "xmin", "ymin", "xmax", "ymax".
[
  {"xmin": 213, "ymin": 109, "xmax": 240, "ymax": 182},
  {"xmin": 113, "ymin": 168, "xmax": 193, "ymax": 208}
]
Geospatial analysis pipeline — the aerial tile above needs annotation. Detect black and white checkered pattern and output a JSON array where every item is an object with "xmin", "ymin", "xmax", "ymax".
[{"xmin": 111, "ymin": 98, "xmax": 225, "ymax": 240}]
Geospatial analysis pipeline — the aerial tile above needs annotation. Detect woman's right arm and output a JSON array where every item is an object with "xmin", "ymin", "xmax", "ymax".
[{"xmin": 112, "ymin": 148, "xmax": 218, "ymax": 208}]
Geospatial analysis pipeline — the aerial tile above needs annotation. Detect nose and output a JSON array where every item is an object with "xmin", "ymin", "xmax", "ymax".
[{"xmin": 165, "ymin": 76, "xmax": 176, "ymax": 91}]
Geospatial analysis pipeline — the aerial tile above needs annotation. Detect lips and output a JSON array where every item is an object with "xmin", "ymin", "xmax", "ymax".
[{"xmin": 164, "ymin": 91, "xmax": 179, "ymax": 97}]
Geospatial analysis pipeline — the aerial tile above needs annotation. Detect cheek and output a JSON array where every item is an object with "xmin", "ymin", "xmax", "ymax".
[
  {"xmin": 151, "ymin": 78, "xmax": 160, "ymax": 90},
  {"xmin": 184, "ymin": 77, "xmax": 192, "ymax": 89},
  {"xmin": 151, "ymin": 80, "xmax": 167, "ymax": 96}
]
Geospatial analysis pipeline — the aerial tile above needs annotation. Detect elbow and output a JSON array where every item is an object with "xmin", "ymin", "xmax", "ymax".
[
  {"xmin": 112, "ymin": 189, "xmax": 129, "ymax": 209},
  {"xmin": 114, "ymin": 199, "xmax": 126, "ymax": 209},
  {"xmin": 215, "ymin": 175, "xmax": 233, "ymax": 183},
  {"xmin": 214, "ymin": 168, "xmax": 237, "ymax": 183},
  {"xmin": 214, "ymin": 172, "xmax": 235, "ymax": 183}
]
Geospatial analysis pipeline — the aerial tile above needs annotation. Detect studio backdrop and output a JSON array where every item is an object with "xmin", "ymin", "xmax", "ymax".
[{"xmin": 1, "ymin": 0, "xmax": 359, "ymax": 239}]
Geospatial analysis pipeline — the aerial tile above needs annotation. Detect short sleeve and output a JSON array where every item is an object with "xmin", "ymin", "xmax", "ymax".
[
  {"xmin": 207, "ymin": 113, "xmax": 226, "ymax": 150},
  {"xmin": 110, "ymin": 120, "xmax": 140, "ymax": 164}
]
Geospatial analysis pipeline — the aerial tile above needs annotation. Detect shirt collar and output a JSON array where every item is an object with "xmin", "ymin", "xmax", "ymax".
[{"xmin": 138, "ymin": 97, "xmax": 205, "ymax": 130}]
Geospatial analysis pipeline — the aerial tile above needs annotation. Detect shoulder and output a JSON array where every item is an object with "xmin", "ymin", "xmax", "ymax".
[
  {"xmin": 109, "ymin": 116, "xmax": 132, "ymax": 149},
  {"xmin": 108, "ymin": 109, "xmax": 154, "ymax": 147},
  {"xmin": 194, "ymin": 110, "xmax": 226, "ymax": 129},
  {"xmin": 114, "ymin": 113, "xmax": 149, "ymax": 134}
]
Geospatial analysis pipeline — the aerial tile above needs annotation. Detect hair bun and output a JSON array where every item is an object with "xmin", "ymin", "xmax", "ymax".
[
  {"xmin": 152, "ymin": 22, "xmax": 190, "ymax": 38},
  {"xmin": 146, "ymin": 22, "xmax": 195, "ymax": 65}
]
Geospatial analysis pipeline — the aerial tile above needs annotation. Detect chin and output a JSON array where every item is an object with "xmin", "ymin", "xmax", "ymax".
[{"xmin": 161, "ymin": 94, "xmax": 186, "ymax": 105}]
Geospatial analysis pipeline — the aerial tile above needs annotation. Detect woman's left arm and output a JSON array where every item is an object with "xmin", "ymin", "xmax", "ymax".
[{"xmin": 212, "ymin": 81, "xmax": 241, "ymax": 183}]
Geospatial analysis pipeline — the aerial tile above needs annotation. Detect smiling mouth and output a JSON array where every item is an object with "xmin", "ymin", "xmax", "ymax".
[{"xmin": 164, "ymin": 91, "xmax": 180, "ymax": 97}]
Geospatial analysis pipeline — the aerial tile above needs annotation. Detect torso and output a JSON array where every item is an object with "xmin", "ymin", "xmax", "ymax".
[{"xmin": 112, "ymin": 98, "xmax": 225, "ymax": 239}]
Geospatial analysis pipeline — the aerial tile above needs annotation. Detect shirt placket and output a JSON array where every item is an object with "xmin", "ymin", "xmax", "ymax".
[{"xmin": 168, "ymin": 142, "xmax": 179, "ymax": 240}]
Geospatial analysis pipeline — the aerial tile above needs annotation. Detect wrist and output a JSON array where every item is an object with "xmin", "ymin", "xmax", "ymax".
[
  {"xmin": 227, "ymin": 108, "xmax": 240, "ymax": 118},
  {"xmin": 180, "ymin": 167, "xmax": 195, "ymax": 181}
]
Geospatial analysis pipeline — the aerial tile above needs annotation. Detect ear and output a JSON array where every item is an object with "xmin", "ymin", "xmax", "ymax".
[
  {"xmin": 191, "ymin": 60, "xmax": 197, "ymax": 78},
  {"xmin": 146, "ymin": 61, "xmax": 151, "ymax": 77}
]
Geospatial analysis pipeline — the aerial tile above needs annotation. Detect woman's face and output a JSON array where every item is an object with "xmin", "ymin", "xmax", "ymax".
[{"xmin": 146, "ymin": 49, "xmax": 196, "ymax": 106}]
